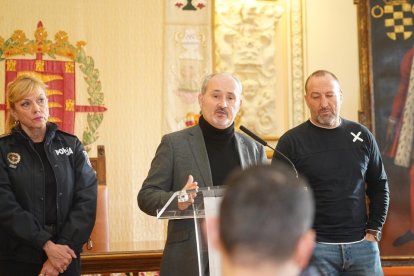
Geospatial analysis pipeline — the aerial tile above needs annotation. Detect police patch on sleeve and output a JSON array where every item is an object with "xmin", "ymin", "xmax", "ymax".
[
  {"xmin": 83, "ymin": 150, "xmax": 93, "ymax": 168},
  {"xmin": 7, "ymin": 152, "xmax": 21, "ymax": 168}
]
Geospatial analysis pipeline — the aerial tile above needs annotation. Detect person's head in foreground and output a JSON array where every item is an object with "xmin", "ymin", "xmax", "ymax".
[{"xmin": 216, "ymin": 163, "xmax": 315, "ymax": 276}]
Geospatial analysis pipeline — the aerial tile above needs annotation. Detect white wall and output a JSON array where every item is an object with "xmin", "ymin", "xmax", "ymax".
[{"xmin": 304, "ymin": 0, "xmax": 359, "ymax": 121}]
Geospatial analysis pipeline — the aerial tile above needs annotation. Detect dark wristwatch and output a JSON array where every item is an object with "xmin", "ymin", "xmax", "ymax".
[{"xmin": 366, "ymin": 229, "xmax": 381, "ymax": 242}]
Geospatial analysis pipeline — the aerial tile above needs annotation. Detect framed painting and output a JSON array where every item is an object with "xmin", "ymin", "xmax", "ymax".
[{"xmin": 356, "ymin": 0, "xmax": 414, "ymax": 265}]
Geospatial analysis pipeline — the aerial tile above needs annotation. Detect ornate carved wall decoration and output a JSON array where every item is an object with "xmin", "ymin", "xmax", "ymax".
[
  {"xmin": 164, "ymin": 0, "xmax": 305, "ymax": 136},
  {"xmin": 290, "ymin": 0, "xmax": 306, "ymax": 126},
  {"xmin": 214, "ymin": 0, "xmax": 284, "ymax": 136}
]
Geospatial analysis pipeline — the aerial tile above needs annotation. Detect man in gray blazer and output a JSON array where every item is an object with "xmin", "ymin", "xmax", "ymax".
[{"xmin": 138, "ymin": 73, "xmax": 267, "ymax": 276}]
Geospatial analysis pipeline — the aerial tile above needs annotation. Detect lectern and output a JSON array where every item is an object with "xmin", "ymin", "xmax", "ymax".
[{"xmin": 157, "ymin": 186, "xmax": 226, "ymax": 276}]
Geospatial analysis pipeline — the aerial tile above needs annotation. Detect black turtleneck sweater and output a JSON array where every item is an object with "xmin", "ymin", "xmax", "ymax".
[{"xmin": 198, "ymin": 116, "xmax": 241, "ymax": 186}]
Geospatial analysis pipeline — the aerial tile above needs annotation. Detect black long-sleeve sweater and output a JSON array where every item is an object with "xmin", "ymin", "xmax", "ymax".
[{"xmin": 273, "ymin": 119, "xmax": 389, "ymax": 243}]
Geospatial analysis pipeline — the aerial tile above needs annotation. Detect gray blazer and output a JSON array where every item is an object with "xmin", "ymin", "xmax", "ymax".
[{"xmin": 138, "ymin": 125, "xmax": 266, "ymax": 276}]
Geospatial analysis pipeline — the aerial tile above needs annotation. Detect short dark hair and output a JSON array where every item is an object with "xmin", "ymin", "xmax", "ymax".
[
  {"xmin": 219, "ymin": 163, "xmax": 314, "ymax": 265},
  {"xmin": 304, "ymin": 69, "xmax": 340, "ymax": 95}
]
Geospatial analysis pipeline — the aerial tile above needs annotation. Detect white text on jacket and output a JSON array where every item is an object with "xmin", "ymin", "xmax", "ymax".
[{"xmin": 55, "ymin": 147, "xmax": 74, "ymax": 156}]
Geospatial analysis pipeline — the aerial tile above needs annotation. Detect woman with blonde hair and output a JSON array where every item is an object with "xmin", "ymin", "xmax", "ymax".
[{"xmin": 0, "ymin": 75, "xmax": 97, "ymax": 276}]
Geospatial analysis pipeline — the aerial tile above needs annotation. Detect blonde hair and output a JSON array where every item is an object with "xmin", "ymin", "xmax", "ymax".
[{"xmin": 5, "ymin": 75, "xmax": 47, "ymax": 133}]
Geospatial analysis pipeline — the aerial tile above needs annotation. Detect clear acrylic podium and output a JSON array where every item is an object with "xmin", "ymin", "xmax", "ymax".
[{"xmin": 157, "ymin": 186, "xmax": 226, "ymax": 276}]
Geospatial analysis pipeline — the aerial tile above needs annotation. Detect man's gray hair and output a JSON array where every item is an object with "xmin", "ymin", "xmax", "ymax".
[{"xmin": 200, "ymin": 73, "xmax": 243, "ymax": 95}]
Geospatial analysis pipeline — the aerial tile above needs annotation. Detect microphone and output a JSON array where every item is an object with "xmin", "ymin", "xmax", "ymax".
[
  {"xmin": 239, "ymin": 125, "xmax": 299, "ymax": 178},
  {"xmin": 240, "ymin": 125, "xmax": 274, "ymax": 150}
]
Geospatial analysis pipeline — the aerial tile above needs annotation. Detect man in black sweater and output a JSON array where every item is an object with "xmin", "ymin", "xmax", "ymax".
[{"xmin": 273, "ymin": 70, "xmax": 389, "ymax": 276}]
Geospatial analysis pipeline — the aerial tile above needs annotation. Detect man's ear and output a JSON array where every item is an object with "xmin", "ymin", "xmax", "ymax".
[{"xmin": 292, "ymin": 230, "xmax": 315, "ymax": 269}]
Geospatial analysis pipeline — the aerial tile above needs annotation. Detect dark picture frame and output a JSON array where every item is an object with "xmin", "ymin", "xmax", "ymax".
[{"xmin": 356, "ymin": 0, "xmax": 414, "ymax": 265}]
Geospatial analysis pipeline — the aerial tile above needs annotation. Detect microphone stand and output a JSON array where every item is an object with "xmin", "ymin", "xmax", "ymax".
[{"xmin": 239, "ymin": 125, "xmax": 299, "ymax": 178}]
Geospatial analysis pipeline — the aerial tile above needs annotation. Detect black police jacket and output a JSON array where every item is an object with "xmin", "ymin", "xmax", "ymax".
[{"xmin": 0, "ymin": 123, "xmax": 97, "ymax": 264}]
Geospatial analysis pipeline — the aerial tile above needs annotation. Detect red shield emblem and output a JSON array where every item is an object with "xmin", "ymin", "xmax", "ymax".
[
  {"xmin": 0, "ymin": 21, "xmax": 107, "ymax": 149},
  {"xmin": 5, "ymin": 59, "xmax": 76, "ymax": 133}
]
